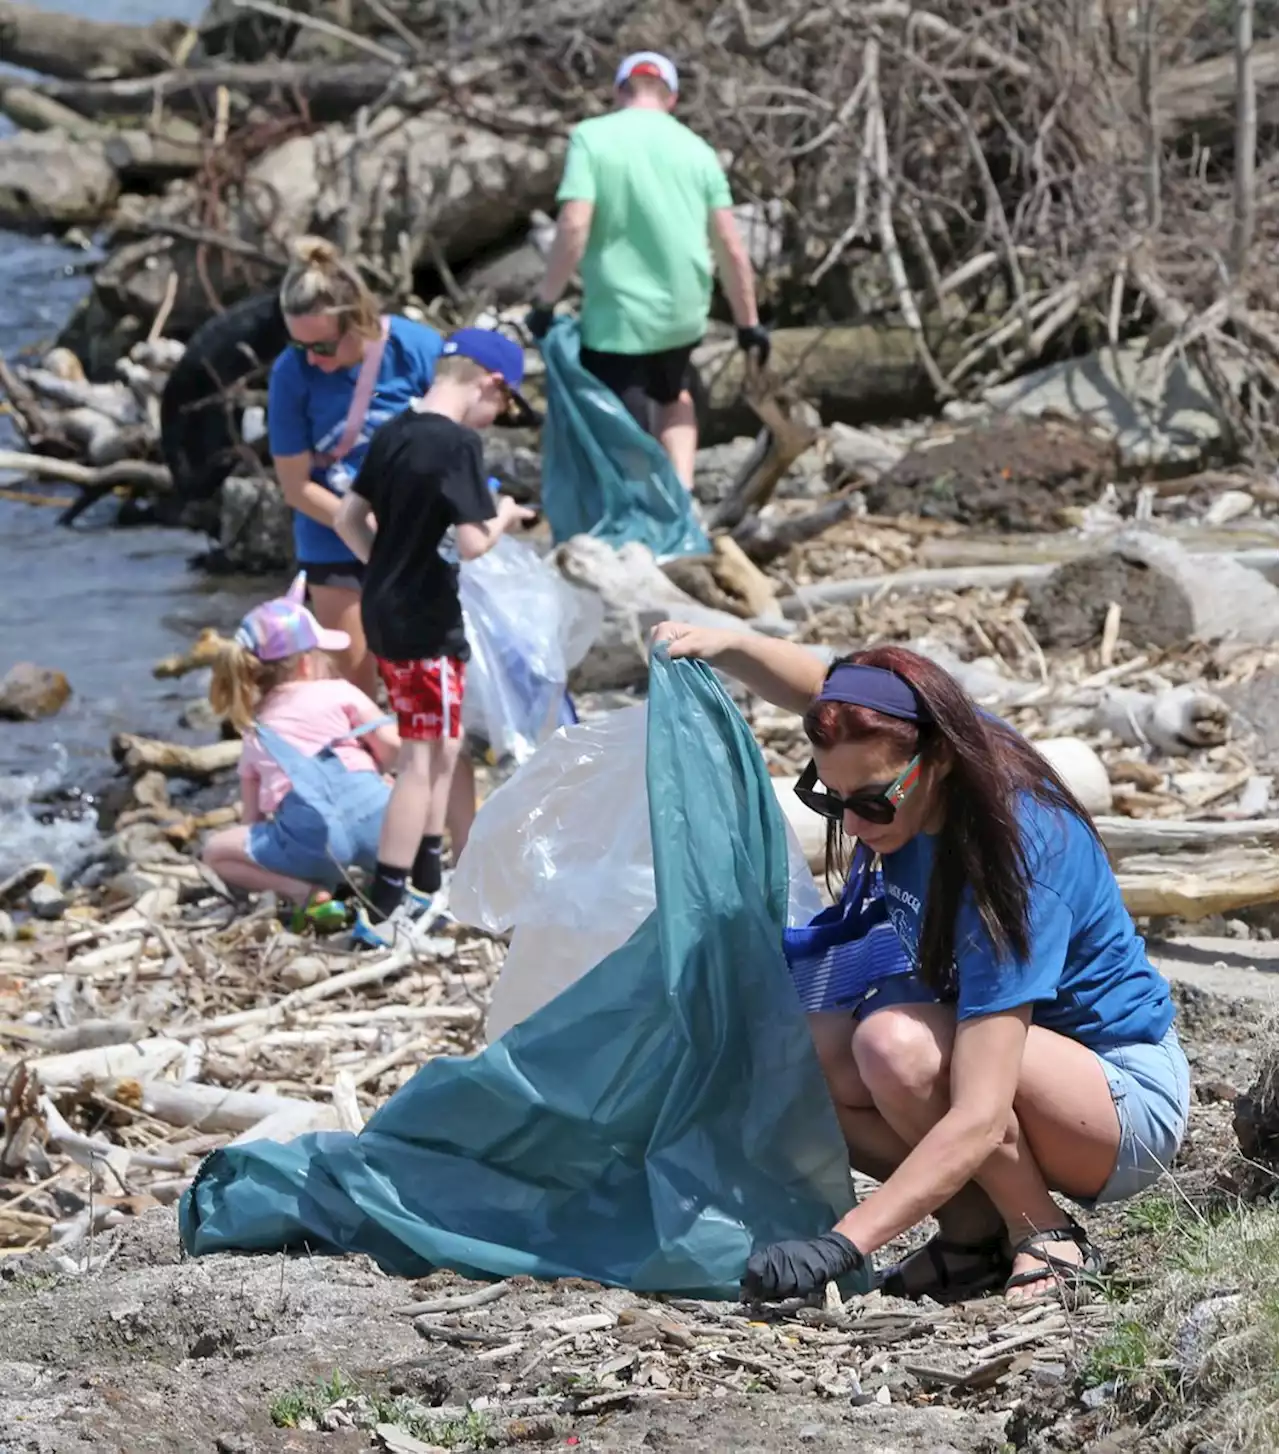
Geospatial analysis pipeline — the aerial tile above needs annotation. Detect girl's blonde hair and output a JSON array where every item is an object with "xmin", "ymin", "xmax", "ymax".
[
  {"xmin": 279, "ymin": 235, "xmax": 381, "ymax": 339},
  {"xmin": 209, "ymin": 641, "xmax": 305, "ymax": 733}
]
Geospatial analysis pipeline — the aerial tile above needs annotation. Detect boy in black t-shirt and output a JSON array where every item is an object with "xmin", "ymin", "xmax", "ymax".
[{"xmin": 335, "ymin": 328, "xmax": 536, "ymax": 943}]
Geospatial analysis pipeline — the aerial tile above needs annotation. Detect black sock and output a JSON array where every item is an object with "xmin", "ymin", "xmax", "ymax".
[
  {"xmin": 368, "ymin": 861, "xmax": 408, "ymax": 920},
  {"xmin": 411, "ymin": 835, "xmax": 445, "ymax": 895}
]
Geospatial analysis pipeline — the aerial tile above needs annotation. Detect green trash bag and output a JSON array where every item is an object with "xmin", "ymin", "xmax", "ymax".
[
  {"xmin": 179, "ymin": 652, "xmax": 859, "ymax": 1297},
  {"xmin": 538, "ymin": 318, "xmax": 710, "ymax": 559}
]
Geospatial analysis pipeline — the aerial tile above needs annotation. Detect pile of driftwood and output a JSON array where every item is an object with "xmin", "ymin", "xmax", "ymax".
[
  {"xmin": 0, "ymin": 880, "xmax": 498, "ymax": 1263},
  {"xmin": 0, "ymin": 0, "xmax": 1271, "ymax": 450},
  {"xmin": 0, "ymin": 344, "xmax": 182, "ymax": 525}
]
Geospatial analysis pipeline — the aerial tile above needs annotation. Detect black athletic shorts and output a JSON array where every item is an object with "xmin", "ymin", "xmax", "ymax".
[
  {"xmin": 580, "ymin": 341, "xmax": 700, "ymax": 416},
  {"xmin": 300, "ymin": 559, "xmax": 364, "ymax": 591}
]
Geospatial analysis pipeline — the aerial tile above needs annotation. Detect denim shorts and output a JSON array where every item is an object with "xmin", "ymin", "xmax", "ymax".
[
  {"xmin": 852, "ymin": 976, "xmax": 1190, "ymax": 1208},
  {"xmin": 246, "ymin": 777, "xmax": 387, "ymax": 889},
  {"xmin": 1079, "ymin": 1024, "xmax": 1191, "ymax": 1208}
]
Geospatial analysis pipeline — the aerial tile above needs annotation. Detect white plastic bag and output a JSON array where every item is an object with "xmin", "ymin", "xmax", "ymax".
[
  {"xmin": 459, "ymin": 534, "xmax": 602, "ymax": 765},
  {"xmin": 452, "ymin": 705, "xmax": 823, "ymax": 1042}
]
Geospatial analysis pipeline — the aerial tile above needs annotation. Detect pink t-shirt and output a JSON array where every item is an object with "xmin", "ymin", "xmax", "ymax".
[{"xmin": 240, "ymin": 678, "xmax": 384, "ymax": 816}]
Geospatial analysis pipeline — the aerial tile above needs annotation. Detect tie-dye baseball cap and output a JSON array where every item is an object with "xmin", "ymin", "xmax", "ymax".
[{"xmin": 233, "ymin": 573, "xmax": 350, "ymax": 662}]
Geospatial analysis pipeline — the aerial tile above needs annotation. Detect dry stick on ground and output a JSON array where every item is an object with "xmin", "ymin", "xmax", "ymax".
[
  {"xmin": 1137, "ymin": 0, "xmax": 1161, "ymax": 230},
  {"xmin": 1229, "ymin": 0, "xmax": 1257, "ymax": 279}
]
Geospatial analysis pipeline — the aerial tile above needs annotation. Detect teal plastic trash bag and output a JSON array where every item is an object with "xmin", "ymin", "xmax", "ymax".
[
  {"xmin": 539, "ymin": 317, "xmax": 710, "ymax": 559},
  {"xmin": 179, "ymin": 652, "xmax": 860, "ymax": 1297}
]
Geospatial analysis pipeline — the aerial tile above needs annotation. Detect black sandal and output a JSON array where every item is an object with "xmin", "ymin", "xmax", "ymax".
[
  {"xmin": 1005, "ymin": 1218, "xmax": 1105, "ymax": 1305},
  {"xmin": 878, "ymin": 1231, "xmax": 1012, "ymax": 1303}
]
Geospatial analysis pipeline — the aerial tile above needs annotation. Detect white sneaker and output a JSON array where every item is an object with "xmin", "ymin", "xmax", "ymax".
[{"xmin": 351, "ymin": 899, "xmax": 434, "ymax": 951}]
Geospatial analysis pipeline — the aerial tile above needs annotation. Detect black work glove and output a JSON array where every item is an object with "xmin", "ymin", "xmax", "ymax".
[
  {"xmin": 525, "ymin": 304, "xmax": 556, "ymax": 341},
  {"xmin": 741, "ymin": 1231, "xmax": 864, "ymax": 1302},
  {"xmin": 736, "ymin": 323, "xmax": 771, "ymax": 368}
]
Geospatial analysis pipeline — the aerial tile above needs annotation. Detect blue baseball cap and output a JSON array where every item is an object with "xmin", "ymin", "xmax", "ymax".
[{"xmin": 441, "ymin": 328, "xmax": 540, "ymax": 427}]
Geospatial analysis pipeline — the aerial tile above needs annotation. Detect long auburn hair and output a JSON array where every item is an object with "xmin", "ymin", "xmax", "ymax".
[{"xmin": 802, "ymin": 645, "xmax": 1099, "ymax": 996}]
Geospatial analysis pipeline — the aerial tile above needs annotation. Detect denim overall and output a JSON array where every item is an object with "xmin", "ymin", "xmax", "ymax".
[{"xmin": 246, "ymin": 717, "xmax": 392, "ymax": 888}]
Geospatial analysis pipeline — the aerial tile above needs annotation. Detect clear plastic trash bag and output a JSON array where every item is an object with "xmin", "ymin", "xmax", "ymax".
[
  {"xmin": 452, "ymin": 704, "xmax": 824, "ymax": 1042},
  {"xmin": 459, "ymin": 534, "xmax": 603, "ymax": 764},
  {"xmin": 179, "ymin": 653, "xmax": 859, "ymax": 1297},
  {"xmin": 538, "ymin": 317, "xmax": 710, "ymax": 559}
]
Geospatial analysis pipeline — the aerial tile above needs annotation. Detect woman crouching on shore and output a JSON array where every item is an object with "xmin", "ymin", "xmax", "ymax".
[{"xmin": 653, "ymin": 625, "xmax": 1190, "ymax": 1305}]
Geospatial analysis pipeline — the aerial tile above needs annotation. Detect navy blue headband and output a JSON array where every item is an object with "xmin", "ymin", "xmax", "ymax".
[{"xmin": 816, "ymin": 663, "xmax": 926, "ymax": 722}]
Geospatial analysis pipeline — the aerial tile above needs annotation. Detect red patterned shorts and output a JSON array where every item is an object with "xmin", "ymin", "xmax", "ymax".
[{"xmin": 376, "ymin": 657, "xmax": 466, "ymax": 741}]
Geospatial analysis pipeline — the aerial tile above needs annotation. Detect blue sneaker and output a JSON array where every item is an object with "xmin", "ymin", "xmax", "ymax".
[{"xmin": 349, "ymin": 885, "xmax": 451, "ymax": 951}]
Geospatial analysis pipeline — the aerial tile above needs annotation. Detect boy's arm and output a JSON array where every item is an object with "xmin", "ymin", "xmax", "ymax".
[
  {"xmin": 447, "ymin": 434, "xmax": 533, "ymax": 560},
  {"xmin": 456, "ymin": 496, "xmax": 536, "ymax": 560},
  {"xmin": 334, "ymin": 492, "xmax": 377, "ymax": 563}
]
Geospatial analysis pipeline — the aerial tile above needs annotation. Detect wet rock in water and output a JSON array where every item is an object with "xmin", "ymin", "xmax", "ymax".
[
  {"xmin": 864, "ymin": 418, "xmax": 1116, "ymax": 531},
  {"xmin": 0, "ymin": 663, "xmax": 72, "ymax": 720},
  {"xmin": 1025, "ymin": 555, "xmax": 1194, "ymax": 651},
  {"xmin": 28, "ymin": 881, "xmax": 68, "ymax": 921},
  {"xmin": 218, "ymin": 475, "xmax": 293, "ymax": 573},
  {"xmin": 0, "ymin": 132, "xmax": 120, "ymax": 227},
  {"xmin": 180, "ymin": 698, "xmax": 221, "ymax": 732}
]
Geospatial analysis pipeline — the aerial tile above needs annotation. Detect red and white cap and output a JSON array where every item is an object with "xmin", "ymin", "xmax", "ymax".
[{"xmin": 615, "ymin": 51, "xmax": 679, "ymax": 94}]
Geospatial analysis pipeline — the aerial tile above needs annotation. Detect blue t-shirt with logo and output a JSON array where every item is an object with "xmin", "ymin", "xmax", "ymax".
[
  {"xmin": 267, "ymin": 316, "xmax": 444, "ymax": 564},
  {"xmin": 881, "ymin": 795, "xmax": 1174, "ymax": 1050}
]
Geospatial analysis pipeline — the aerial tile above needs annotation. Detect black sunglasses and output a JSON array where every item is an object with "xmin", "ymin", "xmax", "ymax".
[
  {"xmin": 794, "ymin": 755, "xmax": 922, "ymax": 827},
  {"xmin": 291, "ymin": 337, "xmax": 342, "ymax": 358}
]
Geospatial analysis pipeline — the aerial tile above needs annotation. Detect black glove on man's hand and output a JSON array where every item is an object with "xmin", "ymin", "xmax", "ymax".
[
  {"xmin": 736, "ymin": 323, "xmax": 771, "ymax": 368},
  {"xmin": 741, "ymin": 1231, "xmax": 864, "ymax": 1302},
  {"xmin": 525, "ymin": 304, "xmax": 556, "ymax": 341}
]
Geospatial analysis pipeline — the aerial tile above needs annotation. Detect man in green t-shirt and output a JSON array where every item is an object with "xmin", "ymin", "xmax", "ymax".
[{"xmin": 528, "ymin": 51, "xmax": 768, "ymax": 489}]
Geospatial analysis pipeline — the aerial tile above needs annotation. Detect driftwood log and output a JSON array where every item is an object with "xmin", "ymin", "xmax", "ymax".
[
  {"xmin": 111, "ymin": 734, "xmax": 240, "ymax": 780},
  {"xmin": 696, "ymin": 326, "xmax": 961, "ymax": 438},
  {"xmin": 780, "ymin": 547, "xmax": 1279, "ymax": 618},
  {"xmin": 1153, "ymin": 45, "xmax": 1279, "ymax": 149},
  {"xmin": 153, "ymin": 629, "xmax": 231, "ymax": 680},
  {"xmin": 1117, "ymin": 849, "xmax": 1279, "ymax": 921},
  {"xmin": 660, "ymin": 535, "xmax": 782, "ymax": 622},
  {"xmin": 0, "ymin": 1, "xmax": 191, "ymax": 81},
  {"xmin": 26, "ymin": 60, "xmax": 402, "ymax": 126},
  {"xmin": 558, "ymin": 536, "xmax": 790, "ymax": 695}
]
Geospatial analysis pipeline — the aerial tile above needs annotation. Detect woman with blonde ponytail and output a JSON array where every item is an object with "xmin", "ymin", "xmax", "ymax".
[{"xmin": 268, "ymin": 236, "xmax": 445, "ymax": 697}]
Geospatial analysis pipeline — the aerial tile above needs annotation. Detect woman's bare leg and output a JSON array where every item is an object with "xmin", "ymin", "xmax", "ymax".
[
  {"xmin": 848, "ymin": 1006, "xmax": 1122, "ymax": 1298},
  {"xmin": 808, "ymin": 1011, "xmax": 1007, "ymax": 1289},
  {"xmin": 309, "ymin": 583, "xmax": 378, "ymax": 699}
]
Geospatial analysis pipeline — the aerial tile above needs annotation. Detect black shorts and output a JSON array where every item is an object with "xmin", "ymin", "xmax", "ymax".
[
  {"xmin": 300, "ymin": 559, "xmax": 364, "ymax": 591},
  {"xmin": 580, "ymin": 342, "xmax": 700, "ymax": 416}
]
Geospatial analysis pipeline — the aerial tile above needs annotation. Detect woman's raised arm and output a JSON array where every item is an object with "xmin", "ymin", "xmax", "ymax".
[{"xmin": 651, "ymin": 621, "xmax": 829, "ymax": 716}]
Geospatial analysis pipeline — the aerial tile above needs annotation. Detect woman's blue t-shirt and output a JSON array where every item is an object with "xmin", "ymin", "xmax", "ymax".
[
  {"xmin": 267, "ymin": 316, "xmax": 444, "ymax": 565},
  {"xmin": 881, "ymin": 796, "xmax": 1175, "ymax": 1050}
]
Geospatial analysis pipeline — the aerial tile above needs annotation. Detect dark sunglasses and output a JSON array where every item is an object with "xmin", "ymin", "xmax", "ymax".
[
  {"xmin": 291, "ymin": 336, "xmax": 342, "ymax": 358},
  {"xmin": 794, "ymin": 754, "xmax": 922, "ymax": 826}
]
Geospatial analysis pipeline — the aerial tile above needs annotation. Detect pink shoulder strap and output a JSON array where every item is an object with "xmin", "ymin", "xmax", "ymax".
[{"xmin": 328, "ymin": 316, "xmax": 390, "ymax": 462}]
